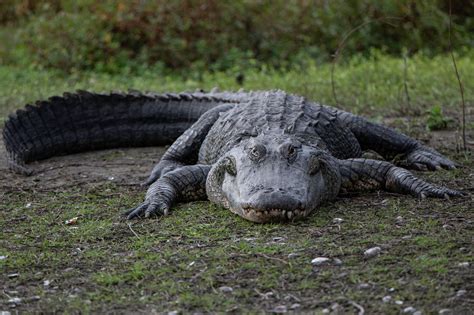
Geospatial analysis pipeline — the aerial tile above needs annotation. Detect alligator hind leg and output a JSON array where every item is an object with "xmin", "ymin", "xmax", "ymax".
[
  {"xmin": 126, "ymin": 164, "xmax": 211, "ymax": 219},
  {"xmin": 144, "ymin": 104, "xmax": 234, "ymax": 185},
  {"xmin": 338, "ymin": 158, "xmax": 463, "ymax": 198}
]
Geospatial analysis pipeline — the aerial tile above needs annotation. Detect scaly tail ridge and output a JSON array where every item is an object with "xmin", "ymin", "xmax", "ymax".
[{"xmin": 3, "ymin": 90, "xmax": 239, "ymax": 174}]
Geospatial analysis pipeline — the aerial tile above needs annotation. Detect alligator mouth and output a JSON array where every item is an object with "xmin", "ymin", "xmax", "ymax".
[{"xmin": 241, "ymin": 207, "xmax": 307, "ymax": 221}]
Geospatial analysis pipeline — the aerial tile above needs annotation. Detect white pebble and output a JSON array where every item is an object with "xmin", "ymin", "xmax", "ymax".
[
  {"xmin": 456, "ymin": 289, "xmax": 466, "ymax": 297},
  {"xmin": 272, "ymin": 305, "xmax": 287, "ymax": 313},
  {"xmin": 382, "ymin": 295, "xmax": 392, "ymax": 303},
  {"xmin": 311, "ymin": 257, "xmax": 331, "ymax": 266},
  {"xmin": 403, "ymin": 306, "xmax": 416, "ymax": 313},
  {"xmin": 438, "ymin": 309, "xmax": 452, "ymax": 315},
  {"xmin": 290, "ymin": 303, "xmax": 301, "ymax": 309},
  {"xmin": 7, "ymin": 273, "xmax": 19, "ymax": 278},
  {"xmin": 0, "ymin": 255, "xmax": 7, "ymax": 260},
  {"xmin": 413, "ymin": 311, "xmax": 422, "ymax": 315},
  {"xmin": 44, "ymin": 280, "xmax": 50, "ymax": 287},
  {"xmin": 218, "ymin": 286, "xmax": 233, "ymax": 293},
  {"xmin": 333, "ymin": 258, "xmax": 343, "ymax": 265},
  {"xmin": 333, "ymin": 218, "xmax": 344, "ymax": 223},
  {"xmin": 287, "ymin": 253, "xmax": 299, "ymax": 259},
  {"xmin": 8, "ymin": 298, "xmax": 21, "ymax": 305},
  {"xmin": 358, "ymin": 283, "xmax": 371, "ymax": 290},
  {"xmin": 458, "ymin": 262, "xmax": 469, "ymax": 268},
  {"xmin": 364, "ymin": 246, "xmax": 382, "ymax": 258},
  {"xmin": 395, "ymin": 300, "xmax": 404, "ymax": 305}
]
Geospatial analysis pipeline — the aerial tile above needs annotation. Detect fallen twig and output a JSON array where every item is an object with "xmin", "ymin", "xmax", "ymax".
[{"xmin": 127, "ymin": 223, "xmax": 141, "ymax": 239}]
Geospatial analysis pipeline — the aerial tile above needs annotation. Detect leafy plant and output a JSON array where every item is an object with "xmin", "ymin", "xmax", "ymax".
[{"xmin": 426, "ymin": 105, "xmax": 449, "ymax": 131}]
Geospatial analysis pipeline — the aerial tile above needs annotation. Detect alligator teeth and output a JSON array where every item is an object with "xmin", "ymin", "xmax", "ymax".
[{"xmin": 287, "ymin": 211, "xmax": 294, "ymax": 219}]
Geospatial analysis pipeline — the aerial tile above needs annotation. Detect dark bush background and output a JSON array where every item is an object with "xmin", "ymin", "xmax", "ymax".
[{"xmin": 1, "ymin": 0, "xmax": 473, "ymax": 73}]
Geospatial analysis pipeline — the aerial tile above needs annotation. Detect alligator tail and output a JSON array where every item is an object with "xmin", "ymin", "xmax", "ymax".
[{"xmin": 3, "ymin": 90, "xmax": 237, "ymax": 175}]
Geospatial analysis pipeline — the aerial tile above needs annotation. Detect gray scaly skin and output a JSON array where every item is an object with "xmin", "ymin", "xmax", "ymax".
[{"xmin": 3, "ymin": 90, "xmax": 463, "ymax": 223}]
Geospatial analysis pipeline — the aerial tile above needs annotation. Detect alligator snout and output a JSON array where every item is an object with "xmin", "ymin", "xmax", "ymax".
[{"xmin": 240, "ymin": 191, "xmax": 306, "ymax": 222}]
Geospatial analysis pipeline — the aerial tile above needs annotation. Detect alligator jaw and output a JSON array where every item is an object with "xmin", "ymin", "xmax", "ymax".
[{"xmin": 239, "ymin": 206, "xmax": 309, "ymax": 223}]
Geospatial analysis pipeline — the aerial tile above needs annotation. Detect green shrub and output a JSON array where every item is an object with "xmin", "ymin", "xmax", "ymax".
[
  {"xmin": 1, "ymin": 0, "xmax": 473, "ymax": 73},
  {"xmin": 426, "ymin": 105, "xmax": 450, "ymax": 130}
]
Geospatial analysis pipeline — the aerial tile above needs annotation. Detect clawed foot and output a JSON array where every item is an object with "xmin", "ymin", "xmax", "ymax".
[
  {"xmin": 123, "ymin": 198, "xmax": 170, "ymax": 219},
  {"xmin": 386, "ymin": 167, "xmax": 465, "ymax": 199},
  {"xmin": 405, "ymin": 146, "xmax": 460, "ymax": 171}
]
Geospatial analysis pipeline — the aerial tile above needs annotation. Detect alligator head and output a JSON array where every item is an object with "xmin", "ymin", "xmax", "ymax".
[{"xmin": 206, "ymin": 134, "xmax": 341, "ymax": 222}]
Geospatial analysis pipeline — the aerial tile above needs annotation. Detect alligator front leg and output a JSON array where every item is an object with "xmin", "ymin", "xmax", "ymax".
[
  {"xmin": 125, "ymin": 165, "xmax": 211, "ymax": 219},
  {"xmin": 331, "ymin": 107, "xmax": 458, "ymax": 170},
  {"xmin": 338, "ymin": 158, "xmax": 463, "ymax": 198},
  {"xmin": 144, "ymin": 104, "xmax": 234, "ymax": 185}
]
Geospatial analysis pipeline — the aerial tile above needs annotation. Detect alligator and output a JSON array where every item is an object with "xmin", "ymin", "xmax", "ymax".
[{"xmin": 2, "ymin": 90, "xmax": 463, "ymax": 222}]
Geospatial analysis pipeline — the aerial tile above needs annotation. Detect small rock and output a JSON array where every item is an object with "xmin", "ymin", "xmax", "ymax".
[
  {"xmin": 311, "ymin": 257, "xmax": 331, "ymax": 266},
  {"xmin": 395, "ymin": 215, "xmax": 403, "ymax": 223},
  {"xmin": 456, "ymin": 289, "xmax": 466, "ymax": 297},
  {"xmin": 321, "ymin": 309, "xmax": 330, "ymax": 314},
  {"xmin": 458, "ymin": 262, "xmax": 469, "ymax": 268},
  {"xmin": 7, "ymin": 298, "xmax": 21, "ymax": 305},
  {"xmin": 272, "ymin": 305, "xmax": 287, "ymax": 313},
  {"xmin": 218, "ymin": 286, "xmax": 233, "ymax": 293},
  {"xmin": 43, "ymin": 280, "xmax": 50, "ymax": 287},
  {"xmin": 333, "ymin": 258, "xmax": 343, "ymax": 265},
  {"xmin": 1, "ymin": 311, "xmax": 12, "ymax": 315},
  {"xmin": 243, "ymin": 237, "xmax": 256, "ymax": 242},
  {"xmin": 389, "ymin": 287, "xmax": 396, "ymax": 292},
  {"xmin": 438, "ymin": 309, "xmax": 452, "ymax": 315},
  {"xmin": 333, "ymin": 218, "xmax": 344, "ymax": 223},
  {"xmin": 402, "ymin": 235, "xmax": 412, "ymax": 240},
  {"xmin": 26, "ymin": 296, "xmax": 41, "ymax": 302},
  {"xmin": 287, "ymin": 253, "xmax": 299, "ymax": 259},
  {"xmin": 357, "ymin": 283, "xmax": 371, "ymax": 290},
  {"xmin": 107, "ymin": 176, "xmax": 115, "ymax": 181},
  {"xmin": 442, "ymin": 224, "xmax": 452, "ymax": 230},
  {"xmin": 290, "ymin": 303, "xmax": 301, "ymax": 309},
  {"xmin": 413, "ymin": 311, "xmax": 422, "ymax": 315},
  {"xmin": 7, "ymin": 273, "xmax": 19, "ymax": 278},
  {"xmin": 395, "ymin": 300, "xmax": 404, "ymax": 305},
  {"xmin": 330, "ymin": 303, "xmax": 342, "ymax": 311},
  {"xmin": 364, "ymin": 246, "xmax": 382, "ymax": 258},
  {"xmin": 65, "ymin": 217, "xmax": 78, "ymax": 225},
  {"xmin": 459, "ymin": 247, "xmax": 468, "ymax": 252},
  {"xmin": 382, "ymin": 295, "xmax": 392, "ymax": 303},
  {"xmin": 167, "ymin": 311, "xmax": 179, "ymax": 315},
  {"xmin": 272, "ymin": 237, "xmax": 285, "ymax": 242},
  {"xmin": 403, "ymin": 306, "xmax": 416, "ymax": 313},
  {"xmin": 0, "ymin": 255, "xmax": 7, "ymax": 260}
]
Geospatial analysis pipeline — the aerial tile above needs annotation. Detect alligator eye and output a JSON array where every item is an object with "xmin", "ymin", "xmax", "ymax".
[
  {"xmin": 280, "ymin": 143, "xmax": 298, "ymax": 162},
  {"xmin": 288, "ymin": 145, "xmax": 296, "ymax": 157},
  {"xmin": 246, "ymin": 143, "xmax": 266, "ymax": 162},
  {"xmin": 223, "ymin": 156, "xmax": 237, "ymax": 176},
  {"xmin": 308, "ymin": 155, "xmax": 321, "ymax": 175}
]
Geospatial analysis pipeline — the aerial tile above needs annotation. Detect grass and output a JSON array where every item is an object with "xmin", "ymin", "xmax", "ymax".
[{"xmin": 0, "ymin": 53, "xmax": 473, "ymax": 313}]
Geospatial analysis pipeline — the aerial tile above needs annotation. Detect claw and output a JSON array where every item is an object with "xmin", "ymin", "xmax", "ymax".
[
  {"xmin": 126, "ymin": 203, "xmax": 148, "ymax": 220},
  {"xmin": 443, "ymin": 193, "xmax": 450, "ymax": 201}
]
